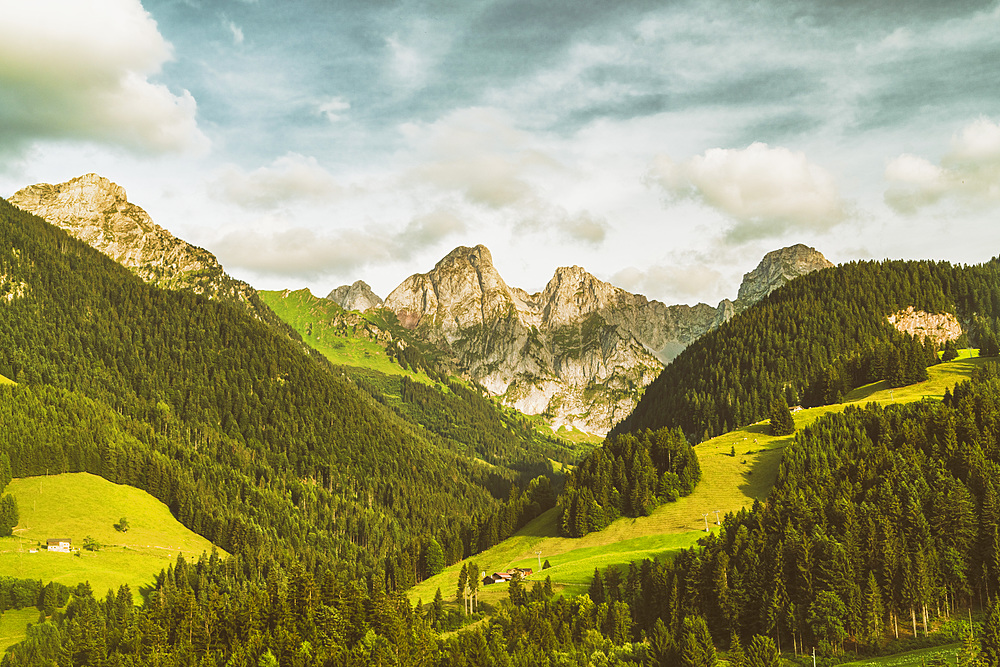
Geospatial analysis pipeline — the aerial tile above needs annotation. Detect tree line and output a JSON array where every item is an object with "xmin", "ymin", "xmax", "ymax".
[{"xmin": 615, "ymin": 258, "xmax": 1000, "ymax": 441}]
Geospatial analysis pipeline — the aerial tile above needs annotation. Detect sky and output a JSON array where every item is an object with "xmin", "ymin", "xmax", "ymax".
[{"xmin": 2, "ymin": 0, "xmax": 1000, "ymax": 307}]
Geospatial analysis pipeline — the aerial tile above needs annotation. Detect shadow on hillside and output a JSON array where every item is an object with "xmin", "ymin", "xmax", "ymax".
[
  {"xmin": 513, "ymin": 508, "xmax": 561, "ymax": 538},
  {"xmin": 844, "ymin": 379, "xmax": 889, "ymax": 403},
  {"xmin": 737, "ymin": 446, "xmax": 784, "ymax": 503}
]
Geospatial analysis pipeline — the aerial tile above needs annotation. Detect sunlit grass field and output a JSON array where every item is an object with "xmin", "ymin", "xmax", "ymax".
[
  {"xmin": 0, "ymin": 373, "xmax": 14, "ymax": 385},
  {"xmin": 0, "ymin": 608, "xmax": 37, "ymax": 653},
  {"xmin": 409, "ymin": 354, "xmax": 991, "ymax": 610},
  {"xmin": 0, "ymin": 473, "xmax": 221, "ymax": 600},
  {"xmin": 259, "ymin": 288, "xmax": 435, "ymax": 384},
  {"xmin": 837, "ymin": 643, "xmax": 960, "ymax": 667}
]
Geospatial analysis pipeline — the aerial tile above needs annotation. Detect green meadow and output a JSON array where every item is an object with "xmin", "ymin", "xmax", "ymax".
[
  {"xmin": 0, "ymin": 608, "xmax": 37, "ymax": 653},
  {"xmin": 837, "ymin": 643, "xmax": 961, "ymax": 667},
  {"xmin": 259, "ymin": 288, "xmax": 435, "ymax": 384},
  {"xmin": 1, "ymin": 472, "xmax": 221, "ymax": 600},
  {"xmin": 409, "ymin": 354, "xmax": 990, "ymax": 610}
]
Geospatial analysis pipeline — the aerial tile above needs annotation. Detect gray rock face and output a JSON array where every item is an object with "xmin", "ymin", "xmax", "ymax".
[
  {"xmin": 9, "ymin": 174, "xmax": 259, "ymax": 308},
  {"xmin": 734, "ymin": 244, "xmax": 834, "ymax": 308},
  {"xmin": 382, "ymin": 243, "xmax": 834, "ymax": 435},
  {"xmin": 326, "ymin": 280, "xmax": 383, "ymax": 312}
]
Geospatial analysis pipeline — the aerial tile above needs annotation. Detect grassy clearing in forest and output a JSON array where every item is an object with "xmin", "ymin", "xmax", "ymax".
[
  {"xmin": 0, "ymin": 608, "xmax": 37, "ymax": 653},
  {"xmin": 259, "ymin": 288, "xmax": 435, "ymax": 384},
  {"xmin": 837, "ymin": 642, "xmax": 960, "ymax": 667},
  {"xmin": 409, "ymin": 355, "xmax": 990, "ymax": 611},
  {"xmin": 0, "ymin": 473, "xmax": 221, "ymax": 601},
  {"xmin": 0, "ymin": 373, "xmax": 14, "ymax": 385}
]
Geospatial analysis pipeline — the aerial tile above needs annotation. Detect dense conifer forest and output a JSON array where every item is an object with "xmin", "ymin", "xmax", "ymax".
[
  {"xmin": 558, "ymin": 427, "xmax": 700, "ymax": 537},
  {"xmin": 8, "ymin": 197, "xmax": 1000, "ymax": 665},
  {"xmin": 0, "ymin": 200, "xmax": 556, "ymax": 587},
  {"xmin": 614, "ymin": 259, "xmax": 1000, "ymax": 441}
]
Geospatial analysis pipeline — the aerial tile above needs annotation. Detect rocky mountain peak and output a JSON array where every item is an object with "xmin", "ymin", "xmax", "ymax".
[
  {"xmin": 383, "ymin": 244, "xmax": 517, "ymax": 335},
  {"xmin": 326, "ymin": 280, "xmax": 383, "ymax": 312},
  {"xmin": 736, "ymin": 244, "xmax": 834, "ymax": 306},
  {"xmin": 9, "ymin": 173, "xmax": 257, "ymax": 307},
  {"xmin": 539, "ymin": 265, "xmax": 634, "ymax": 328}
]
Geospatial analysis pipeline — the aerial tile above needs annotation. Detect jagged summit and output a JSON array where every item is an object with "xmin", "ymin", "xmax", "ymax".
[
  {"xmin": 384, "ymin": 244, "xmax": 520, "ymax": 334},
  {"xmin": 377, "ymin": 242, "xmax": 834, "ymax": 434},
  {"xmin": 736, "ymin": 243, "xmax": 834, "ymax": 306},
  {"xmin": 326, "ymin": 280, "xmax": 383, "ymax": 312},
  {"xmin": 9, "ymin": 174, "xmax": 253, "ymax": 301}
]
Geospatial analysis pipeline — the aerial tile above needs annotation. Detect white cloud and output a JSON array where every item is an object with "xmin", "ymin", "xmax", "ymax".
[
  {"xmin": 212, "ymin": 153, "xmax": 341, "ymax": 209},
  {"xmin": 0, "ymin": 0, "xmax": 207, "ymax": 155},
  {"xmin": 318, "ymin": 97, "xmax": 350, "ymax": 123},
  {"xmin": 385, "ymin": 32, "xmax": 433, "ymax": 92},
  {"xmin": 225, "ymin": 20, "xmax": 245, "ymax": 46},
  {"xmin": 612, "ymin": 262, "xmax": 725, "ymax": 302},
  {"xmin": 212, "ymin": 207, "xmax": 466, "ymax": 278},
  {"xmin": 403, "ymin": 107, "xmax": 551, "ymax": 208},
  {"xmin": 556, "ymin": 211, "xmax": 609, "ymax": 245},
  {"xmin": 646, "ymin": 142, "xmax": 847, "ymax": 242},
  {"xmin": 885, "ymin": 117, "xmax": 1000, "ymax": 214}
]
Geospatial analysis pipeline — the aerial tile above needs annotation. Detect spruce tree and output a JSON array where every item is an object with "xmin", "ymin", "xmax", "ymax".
[{"xmin": 769, "ymin": 397, "xmax": 795, "ymax": 436}]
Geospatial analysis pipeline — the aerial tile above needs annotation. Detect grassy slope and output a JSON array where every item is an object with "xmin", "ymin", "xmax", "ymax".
[
  {"xmin": 258, "ymin": 288, "xmax": 434, "ymax": 383},
  {"xmin": 0, "ymin": 373, "xmax": 14, "ymax": 385},
  {"xmin": 0, "ymin": 608, "xmax": 37, "ymax": 653},
  {"xmin": 0, "ymin": 472, "xmax": 221, "ymax": 598},
  {"xmin": 409, "ymin": 353, "xmax": 989, "ymax": 609},
  {"xmin": 838, "ymin": 643, "xmax": 961, "ymax": 667}
]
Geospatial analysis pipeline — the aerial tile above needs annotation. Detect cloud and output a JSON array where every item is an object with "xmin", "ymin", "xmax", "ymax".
[
  {"xmin": 397, "ymin": 209, "xmax": 466, "ymax": 254},
  {"xmin": 403, "ymin": 107, "xmax": 552, "ymax": 208},
  {"xmin": 318, "ymin": 97, "xmax": 350, "ymax": 123},
  {"xmin": 556, "ymin": 211, "xmax": 609, "ymax": 245},
  {"xmin": 386, "ymin": 35, "xmax": 421, "ymax": 84},
  {"xmin": 212, "ymin": 153, "xmax": 341, "ymax": 209},
  {"xmin": 212, "ymin": 208, "xmax": 466, "ymax": 279},
  {"xmin": 612, "ymin": 262, "xmax": 725, "ymax": 303},
  {"xmin": 885, "ymin": 117, "xmax": 1000, "ymax": 214},
  {"xmin": 225, "ymin": 20, "xmax": 244, "ymax": 46},
  {"xmin": 646, "ymin": 142, "xmax": 847, "ymax": 242},
  {"xmin": 0, "ymin": 0, "xmax": 207, "ymax": 155}
]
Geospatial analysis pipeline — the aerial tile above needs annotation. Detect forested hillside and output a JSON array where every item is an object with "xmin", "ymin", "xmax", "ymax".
[
  {"xmin": 0, "ymin": 199, "xmax": 551, "ymax": 584},
  {"xmin": 614, "ymin": 259, "xmax": 1000, "ymax": 441},
  {"xmin": 558, "ymin": 426, "xmax": 700, "ymax": 537}
]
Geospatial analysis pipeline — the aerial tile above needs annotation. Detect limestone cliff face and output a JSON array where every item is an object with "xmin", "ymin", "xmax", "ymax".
[
  {"xmin": 9, "ymin": 174, "xmax": 262, "ymax": 311},
  {"xmin": 382, "ymin": 243, "xmax": 835, "ymax": 435},
  {"xmin": 888, "ymin": 306, "xmax": 962, "ymax": 344},
  {"xmin": 326, "ymin": 280, "xmax": 383, "ymax": 312}
]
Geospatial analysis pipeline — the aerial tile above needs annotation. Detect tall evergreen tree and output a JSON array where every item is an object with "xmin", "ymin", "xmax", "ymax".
[{"xmin": 769, "ymin": 397, "xmax": 795, "ymax": 436}]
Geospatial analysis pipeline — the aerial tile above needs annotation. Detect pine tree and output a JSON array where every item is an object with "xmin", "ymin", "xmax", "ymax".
[{"xmin": 456, "ymin": 563, "xmax": 468, "ymax": 614}]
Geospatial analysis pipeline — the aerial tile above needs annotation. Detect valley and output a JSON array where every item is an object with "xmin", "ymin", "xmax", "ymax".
[
  {"xmin": 408, "ymin": 352, "xmax": 989, "ymax": 614},
  {"xmin": 2, "ymin": 181, "xmax": 1000, "ymax": 665}
]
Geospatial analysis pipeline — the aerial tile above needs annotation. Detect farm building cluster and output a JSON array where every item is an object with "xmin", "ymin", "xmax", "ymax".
[{"xmin": 483, "ymin": 567, "xmax": 532, "ymax": 585}]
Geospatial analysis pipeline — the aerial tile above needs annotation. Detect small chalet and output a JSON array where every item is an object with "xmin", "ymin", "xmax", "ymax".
[{"xmin": 46, "ymin": 538, "xmax": 72, "ymax": 553}]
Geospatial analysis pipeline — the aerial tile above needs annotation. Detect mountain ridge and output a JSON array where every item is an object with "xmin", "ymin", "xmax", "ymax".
[
  {"xmin": 8, "ymin": 174, "xmax": 277, "ymax": 319},
  {"xmin": 378, "ymin": 243, "xmax": 833, "ymax": 434}
]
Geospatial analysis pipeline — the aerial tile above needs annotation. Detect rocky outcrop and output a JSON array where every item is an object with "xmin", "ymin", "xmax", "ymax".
[
  {"xmin": 381, "ymin": 243, "xmax": 835, "ymax": 435},
  {"xmin": 888, "ymin": 307, "xmax": 962, "ymax": 344},
  {"xmin": 326, "ymin": 280, "xmax": 383, "ymax": 312},
  {"xmin": 734, "ymin": 244, "xmax": 834, "ymax": 310},
  {"xmin": 9, "ymin": 174, "xmax": 266, "ymax": 314}
]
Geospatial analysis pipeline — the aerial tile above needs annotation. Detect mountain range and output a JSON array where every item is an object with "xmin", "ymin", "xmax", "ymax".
[
  {"xmin": 334, "ymin": 243, "xmax": 832, "ymax": 434},
  {"xmin": 9, "ymin": 173, "xmax": 833, "ymax": 435}
]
